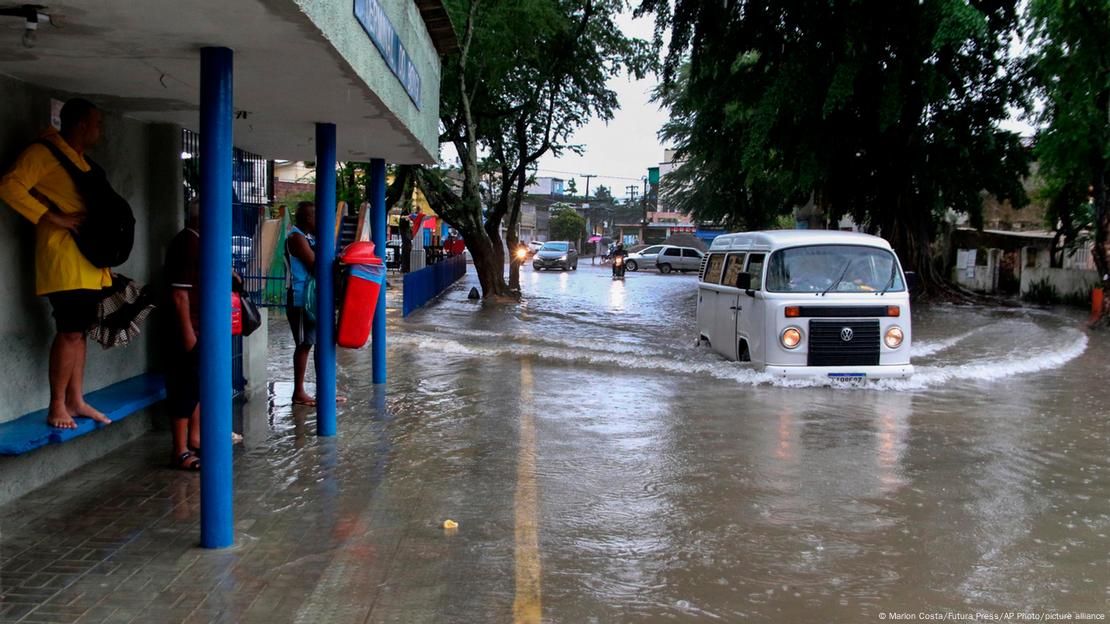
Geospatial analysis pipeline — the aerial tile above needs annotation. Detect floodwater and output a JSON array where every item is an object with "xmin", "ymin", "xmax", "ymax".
[{"xmin": 280, "ymin": 263, "xmax": 1109, "ymax": 622}]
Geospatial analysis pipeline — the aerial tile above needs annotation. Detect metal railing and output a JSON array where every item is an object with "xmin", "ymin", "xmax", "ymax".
[
  {"xmin": 402, "ymin": 255, "xmax": 467, "ymax": 316},
  {"xmin": 182, "ymin": 129, "xmax": 276, "ymax": 393}
]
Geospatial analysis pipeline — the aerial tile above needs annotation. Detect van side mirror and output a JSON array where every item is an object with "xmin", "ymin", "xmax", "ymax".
[
  {"xmin": 735, "ymin": 272, "xmax": 752, "ymax": 290},
  {"xmin": 905, "ymin": 271, "xmax": 920, "ymax": 294}
]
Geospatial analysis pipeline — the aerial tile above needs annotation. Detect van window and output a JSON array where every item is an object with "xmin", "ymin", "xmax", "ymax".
[
  {"xmin": 641, "ymin": 246, "xmax": 663, "ymax": 255},
  {"xmin": 721, "ymin": 253, "xmax": 747, "ymax": 287},
  {"xmin": 745, "ymin": 253, "xmax": 766, "ymax": 290},
  {"xmin": 682, "ymin": 248, "xmax": 702, "ymax": 258},
  {"xmin": 663, "ymin": 247, "xmax": 681, "ymax": 257},
  {"xmin": 765, "ymin": 245, "xmax": 904, "ymax": 293},
  {"xmin": 702, "ymin": 253, "xmax": 726, "ymax": 283}
]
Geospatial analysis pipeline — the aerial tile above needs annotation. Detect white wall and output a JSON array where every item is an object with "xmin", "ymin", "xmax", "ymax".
[{"xmin": 1020, "ymin": 267, "xmax": 1102, "ymax": 299}]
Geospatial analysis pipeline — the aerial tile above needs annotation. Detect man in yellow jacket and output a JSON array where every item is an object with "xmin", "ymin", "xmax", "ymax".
[{"xmin": 0, "ymin": 98, "xmax": 113, "ymax": 430}]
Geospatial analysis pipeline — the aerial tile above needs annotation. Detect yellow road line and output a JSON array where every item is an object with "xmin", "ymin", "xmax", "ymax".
[{"xmin": 513, "ymin": 358, "xmax": 541, "ymax": 624}]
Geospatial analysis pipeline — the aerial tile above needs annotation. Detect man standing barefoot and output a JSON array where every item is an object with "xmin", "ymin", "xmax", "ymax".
[{"xmin": 0, "ymin": 98, "xmax": 112, "ymax": 429}]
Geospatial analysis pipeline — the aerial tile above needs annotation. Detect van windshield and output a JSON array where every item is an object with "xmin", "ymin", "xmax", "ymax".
[
  {"xmin": 541, "ymin": 242, "xmax": 568, "ymax": 252},
  {"xmin": 766, "ymin": 245, "xmax": 905, "ymax": 293}
]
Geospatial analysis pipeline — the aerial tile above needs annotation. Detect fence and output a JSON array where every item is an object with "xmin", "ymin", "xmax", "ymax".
[
  {"xmin": 182, "ymin": 129, "xmax": 275, "ymax": 393},
  {"xmin": 402, "ymin": 255, "xmax": 467, "ymax": 316}
]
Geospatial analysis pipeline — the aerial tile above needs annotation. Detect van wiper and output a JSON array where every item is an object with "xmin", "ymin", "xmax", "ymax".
[
  {"xmin": 821, "ymin": 262, "xmax": 852, "ymax": 296},
  {"xmin": 878, "ymin": 263, "xmax": 898, "ymax": 296}
]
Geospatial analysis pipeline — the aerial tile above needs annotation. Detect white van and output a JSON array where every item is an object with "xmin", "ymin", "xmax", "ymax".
[{"xmin": 696, "ymin": 230, "xmax": 913, "ymax": 379}]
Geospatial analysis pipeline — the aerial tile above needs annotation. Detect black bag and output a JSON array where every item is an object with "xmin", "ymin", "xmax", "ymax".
[
  {"xmin": 36, "ymin": 140, "xmax": 135, "ymax": 268},
  {"xmin": 239, "ymin": 293, "xmax": 262, "ymax": 337}
]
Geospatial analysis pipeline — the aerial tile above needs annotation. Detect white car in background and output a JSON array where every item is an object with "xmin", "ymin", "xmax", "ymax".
[{"xmin": 624, "ymin": 245, "xmax": 665, "ymax": 272}]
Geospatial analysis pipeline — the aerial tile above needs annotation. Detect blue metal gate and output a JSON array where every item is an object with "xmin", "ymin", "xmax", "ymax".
[{"xmin": 182, "ymin": 129, "xmax": 274, "ymax": 393}]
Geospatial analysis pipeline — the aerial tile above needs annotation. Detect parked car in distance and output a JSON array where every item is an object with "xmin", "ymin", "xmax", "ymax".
[
  {"xmin": 655, "ymin": 245, "xmax": 704, "ymax": 274},
  {"xmin": 532, "ymin": 241, "xmax": 578, "ymax": 271},
  {"xmin": 625, "ymin": 244, "xmax": 664, "ymax": 272},
  {"xmin": 527, "ymin": 240, "xmax": 545, "ymax": 256}
]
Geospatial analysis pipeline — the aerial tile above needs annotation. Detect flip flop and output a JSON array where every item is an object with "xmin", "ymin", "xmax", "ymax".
[
  {"xmin": 171, "ymin": 451, "xmax": 201, "ymax": 471},
  {"xmin": 189, "ymin": 432, "xmax": 243, "ymax": 456},
  {"xmin": 293, "ymin": 398, "xmax": 317, "ymax": 407}
]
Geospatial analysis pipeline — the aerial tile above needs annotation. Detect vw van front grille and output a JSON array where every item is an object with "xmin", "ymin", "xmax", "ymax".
[{"xmin": 807, "ymin": 320, "xmax": 880, "ymax": 367}]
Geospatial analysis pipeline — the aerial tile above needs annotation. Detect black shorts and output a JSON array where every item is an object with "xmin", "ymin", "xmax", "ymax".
[
  {"xmin": 165, "ymin": 348, "xmax": 199, "ymax": 420},
  {"xmin": 46, "ymin": 289, "xmax": 102, "ymax": 333},
  {"xmin": 286, "ymin": 290, "xmax": 316, "ymax": 347}
]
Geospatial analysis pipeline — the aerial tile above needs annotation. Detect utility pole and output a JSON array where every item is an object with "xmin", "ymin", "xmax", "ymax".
[
  {"xmin": 582, "ymin": 174, "xmax": 597, "ymax": 201},
  {"xmin": 627, "ymin": 185, "xmax": 641, "ymax": 243}
]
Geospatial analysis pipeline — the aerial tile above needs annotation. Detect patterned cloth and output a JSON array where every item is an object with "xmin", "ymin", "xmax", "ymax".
[{"xmin": 89, "ymin": 274, "xmax": 156, "ymax": 349}]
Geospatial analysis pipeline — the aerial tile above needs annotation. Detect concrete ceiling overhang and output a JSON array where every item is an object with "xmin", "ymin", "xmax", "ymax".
[{"xmin": 0, "ymin": 0, "xmax": 444, "ymax": 163}]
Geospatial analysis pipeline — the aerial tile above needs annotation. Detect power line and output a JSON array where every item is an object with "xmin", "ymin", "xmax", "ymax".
[{"xmin": 536, "ymin": 168, "xmax": 647, "ymax": 183}]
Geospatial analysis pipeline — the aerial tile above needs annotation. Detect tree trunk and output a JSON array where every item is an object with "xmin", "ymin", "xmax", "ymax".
[
  {"xmin": 882, "ymin": 202, "xmax": 984, "ymax": 303},
  {"xmin": 406, "ymin": 165, "xmax": 512, "ymax": 299},
  {"xmin": 506, "ymin": 215, "xmax": 522, "ymax": 291}
]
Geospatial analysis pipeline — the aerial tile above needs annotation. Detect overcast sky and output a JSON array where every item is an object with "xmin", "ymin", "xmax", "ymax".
[{"xmin": 534, "ymin": 11, "xmax": 667, "ymax": 200}]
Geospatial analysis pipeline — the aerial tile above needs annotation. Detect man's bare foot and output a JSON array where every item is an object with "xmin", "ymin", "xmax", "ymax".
[
  {"xmin": 67, "ymin": 400, "xmax": 111, "ymax": 425},
  {"xmin": 47, "ymin": 402, "xmax": 77, "ymax": 429}
]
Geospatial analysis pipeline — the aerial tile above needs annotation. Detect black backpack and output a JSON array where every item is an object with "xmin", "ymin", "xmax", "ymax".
[{"xmin": 36, "ymin": 140, "xmax": 135, "ymax": 268}]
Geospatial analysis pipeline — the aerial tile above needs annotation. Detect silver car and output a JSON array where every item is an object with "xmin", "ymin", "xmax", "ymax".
[
  {"xmin": 624, "ymin": 244, "xmax": 664, "ymax": 272},
  {"xmin": 655, "ymin": 245, "xmax": 704, "ymax": 274},
  {"xmin": 532, "ymin": 241, "xmax": 578, "ymax": 271}
]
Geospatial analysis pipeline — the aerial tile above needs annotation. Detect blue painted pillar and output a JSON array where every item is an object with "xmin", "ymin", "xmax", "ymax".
[
  {"xmin": 315, "ymin": 123, "xmax": 337, "ymax": 436},
  {"xmin": 370, "ymin": 158, "xmax": 387, "ymax": 385},
  {"xmin": 198, "ymin": 47, "xmax": 234, "ymax": 549}
]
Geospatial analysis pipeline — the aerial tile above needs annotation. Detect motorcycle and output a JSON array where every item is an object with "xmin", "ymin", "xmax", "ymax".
[{"xmin": 612, "ymin": 255, "xmax": 626, "ymax": 280}]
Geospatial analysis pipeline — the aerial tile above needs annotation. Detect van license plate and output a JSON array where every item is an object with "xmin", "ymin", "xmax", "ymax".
[{"xmin": 828, "ymin": 373, "xmax": 866, "ymax": 379}]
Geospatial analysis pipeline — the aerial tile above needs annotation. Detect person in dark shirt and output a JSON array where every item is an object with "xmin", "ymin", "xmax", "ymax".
[{"xmin": 164, "ymin": 201, "xmax": 202, "ymax": 470}]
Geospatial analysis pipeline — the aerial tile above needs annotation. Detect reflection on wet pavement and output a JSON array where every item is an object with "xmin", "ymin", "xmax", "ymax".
[
  {"xmin": 0, "ymin": 263, "xmax": 1106, "ymax": 623},
  {"xmin": 387, "ymin": 265, "xmax": 1108, "ymax": 621}
]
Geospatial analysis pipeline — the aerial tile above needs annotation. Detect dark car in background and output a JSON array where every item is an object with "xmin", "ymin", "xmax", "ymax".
[{"xmin": 532, "ymin": 241, "xmax": 578, "ymax": 271}]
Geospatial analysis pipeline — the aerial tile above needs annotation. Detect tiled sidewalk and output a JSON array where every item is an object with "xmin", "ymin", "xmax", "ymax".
[{"xmin": 0, "ymin": 308, "xmax": 521, "ymax": 624}]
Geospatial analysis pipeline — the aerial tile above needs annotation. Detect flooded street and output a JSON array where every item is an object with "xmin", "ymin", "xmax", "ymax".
[
  {"xmin": 4, "ymin": 262, "xmax": 1104, "ymax": 624},
  {"xmin": 303, "ymin": 262, "xmax": 1109, "ymax": 622}
]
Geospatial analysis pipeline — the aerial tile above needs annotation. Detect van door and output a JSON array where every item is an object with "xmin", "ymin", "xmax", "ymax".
[
  {"xmin": 735, "ymin": 253, "xmax": 766, "ymax": 363},
  {"xmin": 716, "ymin": 252, "xmax": 746, "ymax": 360},
  {"xmin": 697, "ymin": 252, "xmax": 727, "ymax": 345}
]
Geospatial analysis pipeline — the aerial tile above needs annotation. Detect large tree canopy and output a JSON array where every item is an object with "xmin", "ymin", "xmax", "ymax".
[
  {"xmin": 1026, "ymin": 0, "xmax": 1110, "ymax": 322},
  {"xmin": 408, "ymin": 0, "xmax": 651, "ymax": 298},
  {"xmin": 641, "ymin": 0, "xmax": 1029, "ymax": 290}
]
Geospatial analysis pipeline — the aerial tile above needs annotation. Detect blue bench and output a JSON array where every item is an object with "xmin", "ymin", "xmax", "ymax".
[{"xmin": 0, "ymin": 373, "xmax": 165, "ymax": 455}]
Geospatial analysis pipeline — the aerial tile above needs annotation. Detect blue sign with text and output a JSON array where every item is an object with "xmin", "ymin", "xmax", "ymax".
[{"xmin": 354, "ymin": 0, "xmax": 422, "ymax": 108}]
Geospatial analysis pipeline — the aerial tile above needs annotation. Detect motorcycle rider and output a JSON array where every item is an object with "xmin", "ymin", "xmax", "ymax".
[{"xmin": 611, "ymin": 242, "xmax": 629, "ymax": 278}]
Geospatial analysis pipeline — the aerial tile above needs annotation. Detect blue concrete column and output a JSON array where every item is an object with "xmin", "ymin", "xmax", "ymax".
[
  {"xmin": 198, "ymin": 46, "xmax": 234, "ymax": 549},
  {"xmin": 369, "ymin": 159, "xmax": 387, "ymax": 385},
  {"xmin": 314, "ymin": 123, "xmax": 337, "ymax": 436}
]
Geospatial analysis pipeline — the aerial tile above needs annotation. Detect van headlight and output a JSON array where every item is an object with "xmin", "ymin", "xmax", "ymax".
[
  {"xmin": 780, "ymin": 327, "xmax": 803, "ymax": 349},
  {"xmin": 884, "ymin": 326, "xmax": 904, "ymax": 349}
]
